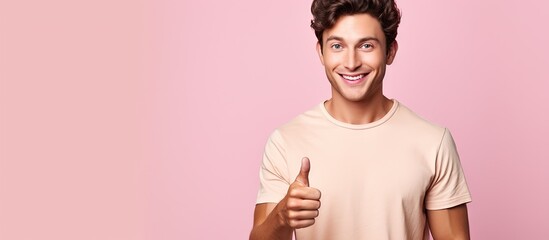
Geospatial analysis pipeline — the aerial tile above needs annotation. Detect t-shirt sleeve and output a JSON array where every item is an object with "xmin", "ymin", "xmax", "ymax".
[
  {"xmin": 425, "ymin": 128, "xmax": 472, "ymax": 210},
  {"xmin": 256, "ymin": 130, "xmax": 291, "ymax": 204}
]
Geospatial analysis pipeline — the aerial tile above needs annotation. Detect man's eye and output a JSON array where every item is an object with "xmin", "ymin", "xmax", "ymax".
[
  {"xmin": 361, "ymin": 43, "xmax": 373, "ymax": 49},
  {"xmin": 331, "ymin": 44, "xmax": 342, "ymax": 49}
]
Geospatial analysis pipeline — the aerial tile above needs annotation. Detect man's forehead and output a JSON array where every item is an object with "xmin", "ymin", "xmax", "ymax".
[
  {"xmin": 322, "ymin": 13, "xmax": 385, "ymax": 42},
  {"xmin": 325, "ymin": 35, "xmax": 381, "ymax": 44}
]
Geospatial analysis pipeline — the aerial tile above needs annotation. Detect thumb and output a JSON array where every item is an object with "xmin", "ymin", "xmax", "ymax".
[{"xmin": 295, "ymin": 157, "xmax": 310, "ymax": 186}]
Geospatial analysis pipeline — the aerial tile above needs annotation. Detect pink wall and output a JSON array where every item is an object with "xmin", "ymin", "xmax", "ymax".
[{"xmin": 1, "ymin": 0, "xmax": 548, "ymax": 239}]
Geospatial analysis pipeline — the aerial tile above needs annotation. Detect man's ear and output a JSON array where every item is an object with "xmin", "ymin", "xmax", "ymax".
[
  {"xmin": 386, "ymin": 40, "xmax": 398, "ymax": 65},
  {"xmin": 316, "ymin": 42, "xmax": 325, "ymax": 66}
]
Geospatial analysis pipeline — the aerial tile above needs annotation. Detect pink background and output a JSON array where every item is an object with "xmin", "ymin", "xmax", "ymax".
[{"xmin": 1, "ymin": 0, "xmax": 548, "ymax": 239}]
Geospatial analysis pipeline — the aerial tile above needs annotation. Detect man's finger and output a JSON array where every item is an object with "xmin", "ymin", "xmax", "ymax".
[
  {"xmin": 295, "ymin": 157, "xmax": 310, "ymax": 186},
  {"xmin": 286, "ymin": 199, "xmax": 321, "ymax": 210}
]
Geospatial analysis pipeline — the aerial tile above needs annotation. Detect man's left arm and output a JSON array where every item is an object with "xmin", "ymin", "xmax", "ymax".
[{"xmin": 427, "ymin": 204, "xmax": 470, "ymax": 240}]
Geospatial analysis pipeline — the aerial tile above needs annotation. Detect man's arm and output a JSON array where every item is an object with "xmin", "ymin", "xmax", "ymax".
[
  {"xmin": 250, "ymin": 158, "xmax": 321, "ymax": 240},
  {"xmin": 249, "ymin": 203, "xmax": 293, "ymax": 240},
  {"xmin": 427, "ymin": 204, "xmax": 470, "ymax": 240}
]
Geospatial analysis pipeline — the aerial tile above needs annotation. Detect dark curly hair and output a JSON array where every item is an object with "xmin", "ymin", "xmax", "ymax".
[{"xmin": 311, "ymin": 0, "xmax": 401, "ymax": 53}]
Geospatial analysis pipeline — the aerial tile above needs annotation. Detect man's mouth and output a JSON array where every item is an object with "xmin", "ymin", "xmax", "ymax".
[{"xmin": 341, "ymin": 74, "xmax": 365, "ymax": 81}]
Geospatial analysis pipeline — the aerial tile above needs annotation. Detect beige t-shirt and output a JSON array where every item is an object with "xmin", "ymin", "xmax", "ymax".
[{"xmin": 256, "ymin": 100, "xmax": 472, "ymax": 240}]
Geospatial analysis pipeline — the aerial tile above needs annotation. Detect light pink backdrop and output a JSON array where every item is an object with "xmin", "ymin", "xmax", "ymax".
[{"xmin": 1, "ymin": 0, "xmax": 548, "ymax": 239}]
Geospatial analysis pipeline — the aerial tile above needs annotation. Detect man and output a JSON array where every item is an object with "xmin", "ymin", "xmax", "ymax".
[{"xmin": 250, "ymin": 0, "xmax": 472, "ymax": 239}]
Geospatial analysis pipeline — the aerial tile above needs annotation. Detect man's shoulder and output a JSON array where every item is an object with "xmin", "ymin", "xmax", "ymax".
[
  {"xmin": 392, "ymin": 101, "xmax": 447, "ymax": 139},
  {"xmin": 263, "ymin": 102, "xmax": 328, "ymax": 144},
  {"xmin": 277, "ymin": 103, "xmax": 325, "ymax": 134}
]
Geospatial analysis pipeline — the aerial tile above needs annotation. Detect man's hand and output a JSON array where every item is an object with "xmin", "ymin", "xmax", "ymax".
[
  {"xmin": 277, "ymin": 157, "xmax": 322, "ymax": 229},
  {"xmin": 250, "ymin": 157, "xmax": 321, "ymax": 240}
]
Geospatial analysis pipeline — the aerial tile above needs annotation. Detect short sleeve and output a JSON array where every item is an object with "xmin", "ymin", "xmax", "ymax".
[
  {"xmin": 256, "ymin": 130, "xmax": 291, "ymax": 204},
  {"xmin": 425, "ymin": 129, "xmax": 472, "ymax": 210}
]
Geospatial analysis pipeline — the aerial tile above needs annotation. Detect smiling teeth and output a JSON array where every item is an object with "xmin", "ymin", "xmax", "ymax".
[{"xmin": 342, "ymin": 74, "xmax": 364, "ymax": 81}]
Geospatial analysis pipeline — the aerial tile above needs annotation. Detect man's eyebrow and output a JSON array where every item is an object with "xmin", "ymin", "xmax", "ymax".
[
  {"xmin": 325, "ymin": 36, "xmax": 344, "ymax": 42},
  {"xmin": 325, "ymin": 36, "xmax": 381, "ymax": 43}
]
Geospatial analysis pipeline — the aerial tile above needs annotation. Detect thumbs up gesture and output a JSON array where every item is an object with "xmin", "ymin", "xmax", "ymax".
[{"xmin": 278, "ymin": 157, "xmax": 322, "ymax": 229}]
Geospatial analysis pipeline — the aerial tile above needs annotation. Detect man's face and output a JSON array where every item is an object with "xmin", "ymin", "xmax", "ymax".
[{"xmin": 317, "ymin": 13, "xmax": 397, "ymax": 103}]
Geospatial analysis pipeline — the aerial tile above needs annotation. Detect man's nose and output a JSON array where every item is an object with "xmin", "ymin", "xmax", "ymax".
[{"xmin": 344, "ymin": 50, "xmax": 361, "ymax": 71}]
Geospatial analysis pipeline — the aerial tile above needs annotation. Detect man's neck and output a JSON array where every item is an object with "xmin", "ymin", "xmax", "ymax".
[{"xmin": 324, "ymin": 94, "xmax": 393, "ymax": 125}]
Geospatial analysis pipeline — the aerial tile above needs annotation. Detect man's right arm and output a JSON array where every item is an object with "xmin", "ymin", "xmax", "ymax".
[
  {"xmin": 250, "ymin": 158, "xmax": 321, "ymax": 240},
  {"xmin": 249, "ymin": 203, "xmax": 293, "ymax": 240}
]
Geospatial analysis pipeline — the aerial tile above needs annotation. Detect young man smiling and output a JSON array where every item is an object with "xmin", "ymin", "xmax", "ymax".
[{"xmin": 250, "ymin": 0, "xmax": 472, "ymax": 239}]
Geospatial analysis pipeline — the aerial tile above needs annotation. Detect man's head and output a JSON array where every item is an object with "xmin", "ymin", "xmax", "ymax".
[
  {"xmin": 310, "ymin": 0, "xmax": 402, "ymax": 104},
  {"xmin": 310, "ymin": 0, "xmax": 401, "ymax": 54}
]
